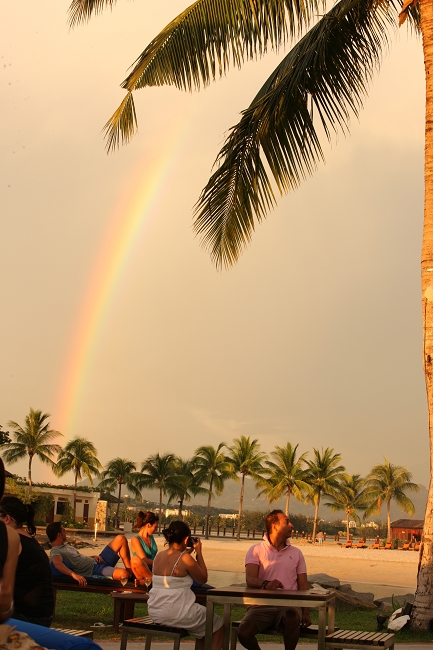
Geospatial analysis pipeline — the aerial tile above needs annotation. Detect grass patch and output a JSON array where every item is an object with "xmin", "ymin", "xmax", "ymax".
[{"xmin": 53, "ymin": 593, "xmax": 433, "ymax": 644}]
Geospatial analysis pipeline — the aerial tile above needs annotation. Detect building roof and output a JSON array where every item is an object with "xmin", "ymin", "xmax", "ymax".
[
  {"xmin": 390, "ymin": 519, "xmax": 424, "ymax": 529},
  {"xmin": 100, "ymin": 492, "xmax": 123, "ymax": 504}
]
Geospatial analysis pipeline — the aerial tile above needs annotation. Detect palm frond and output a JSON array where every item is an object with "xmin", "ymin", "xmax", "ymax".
[
  {"xmin": 104, "ymin": 0, "xmax": 322, "ymax": 150},
  {"xmin": 68, "ymin": 0, "xmax": 117, "ymax": 27},
  {"xmin": 193, "ymin": 0, "xmax": 412, "ymax": 268},
  {"xmin": 122, "ymin": 0, "xmax": 321, "ymax": 94},
  {"xmin": 104, "ymin": 92, "xmax": 137, "ymax": 153}
]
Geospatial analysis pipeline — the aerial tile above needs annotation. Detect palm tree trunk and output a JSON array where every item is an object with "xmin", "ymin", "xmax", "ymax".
[
  {"xmin": 387, "ymin": 500, "xmax": 391, "ymax": 541},
  {"xmin": 346, "ymin": 508, "xmax": 350, "ymax": 541},
  {"xmin": 312, "ymin": 494, "xmax": 320, "ymax": 542},
  {"xmin": 159, "ymin": 488, "xmax": 163, "ymax": 533},
  {"xmin": 236, "ymin": 474, "xmax": 245, "ymax": 541},
  {"xmin": 412, "ymin": 2, "xmax": 433, "ymax": 628},
  {"xmin": 205, "ymin": 478, "xmax": 213, "ymax": 540},
  {"xmin": 74, "ymin": 470, "xmax": 78, "ymax": 521},
  {"xmin": 285, "ymin": 489, "xmax": 291, "ymax": 516},
  {"xmin": 115, "ymin": 481, "xmax": 122, "ymax": 528},
  {"xmin": 178, "ymin": 497, "xmax": 184, "ymax": 520},
  {"xmin": 28, "ymin": 454, "xmax": 33, "ymax": 492}
]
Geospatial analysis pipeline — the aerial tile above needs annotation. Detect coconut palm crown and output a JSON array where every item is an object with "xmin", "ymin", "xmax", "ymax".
[
  {"xmin": 54, "ymin": 437, "xmax": 103, "ymax": 519},
  {"xmin": 363, "ymin": 459, "xmax": 419, "ymax": 541},
  {"xmin": 227, "ymin": 436, "xmax": 267, "ymax": 540},
  {"xmin": 256, "ymin": 442, "xmax": 309, "ymax": 515},
  {"xmin": 3, "ymin": 408, "xmax": 62, "ymax": 490},
  {"xmin": 98, "ymin": 457, "xmax": 141, "ymax": 527},
  {"xmin": 324, "ymin": 473, "xmax": 367, "ymax": 540},
  {"xmin": 194, "ymin": 443, "xmax": 235, "ymax": 539},
  {"xmin": 166, "ymin": 456, "xmax": 208, "ymax": 519},
  {"xmin": 304, "ymin": 447, "xmax": 347, "ymax": 543},
  {"xmin": 137, "ymin": 452, "xmax": 177, "ymax": 527}
]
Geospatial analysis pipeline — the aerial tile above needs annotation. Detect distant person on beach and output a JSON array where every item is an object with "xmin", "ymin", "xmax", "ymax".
[
  {"xmin": 46, "ymin": 521, "xmax": 131, "ymax": 585},
  {"xmin": 316, "ymin": 531, "xmax": 324, "ymax": 544},
  {"xmin": 0, "ymin": 496, "xmax": 54, "ymax": 626},
  {"xmin": 131, "ymin": 510, "xmax": 158, "ymax": 586},
  {"xmin": 237, "ymin": 509, "xmax": 311, "ymax": 650}
]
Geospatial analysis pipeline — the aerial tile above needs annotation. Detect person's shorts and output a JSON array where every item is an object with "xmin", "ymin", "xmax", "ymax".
[
  {"xmin": 92, "ymin": 545, "xmax": 120, "ymax": 577},
  {"xmin": 239, "ymin": 605, "xmax": 302, "ymax": 633}
]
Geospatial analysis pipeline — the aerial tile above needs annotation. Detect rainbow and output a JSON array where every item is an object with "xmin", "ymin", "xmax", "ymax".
[{"xmin": 55, "ymin": 112, "xmax": 192, "ymax": 438}]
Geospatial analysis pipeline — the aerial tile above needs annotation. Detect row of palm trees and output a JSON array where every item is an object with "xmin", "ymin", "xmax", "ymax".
[{"xmin": 1, "ymin": 409, "xmax": 420, "ymax": 540}]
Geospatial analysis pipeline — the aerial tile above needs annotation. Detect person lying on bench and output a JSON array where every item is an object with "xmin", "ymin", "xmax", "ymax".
[{"xmin": 46, "ymin": 521, "xmax": 132, "ymax": 586}]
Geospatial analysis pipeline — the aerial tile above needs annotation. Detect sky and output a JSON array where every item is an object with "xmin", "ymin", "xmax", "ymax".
[{"xmin": 0, "ymin": 2, "xmax": 429, "ymax": 493}]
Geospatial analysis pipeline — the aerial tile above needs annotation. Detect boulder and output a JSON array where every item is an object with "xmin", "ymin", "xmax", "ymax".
[
  {"xmin": 337, "ymin": 584, "xmax": 375, "ymax": 603},
  {"xmin": 333, "ymin": 590, "xmax": 378, "ymax": 612},
  {"xmin": 374, "ymin": 594, "xmax": 414, "ymax": 612},
  {"xmin": 308, "ymin": 573, "xmax": 341, "ymax": 589}
]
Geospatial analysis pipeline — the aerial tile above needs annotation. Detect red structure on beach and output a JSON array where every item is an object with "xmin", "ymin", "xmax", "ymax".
[{"xmin": 390, "ymin": 519, "xmax": 423, "ymax": 541}]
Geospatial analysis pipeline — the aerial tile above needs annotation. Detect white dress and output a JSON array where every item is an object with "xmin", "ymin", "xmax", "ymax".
[{"xmin": 148, "ymin": 573, "xmax": 223, "ymax": 638}]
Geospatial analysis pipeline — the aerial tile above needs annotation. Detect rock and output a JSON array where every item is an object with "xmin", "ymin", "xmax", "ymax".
[
  {"xmin": 308, "ymin": 574, "xmax": 341, "ymax": 589},
  {"xmin": 333, "ymin": 590, "xmax": 378, "ymax": 612},
  {"xmin": 337, "ymin": 585, "xmax": 375, "ymax": 603},
  {"xmin": 374, "ymin": 594, "xmax": 414, "ymax": 612}
]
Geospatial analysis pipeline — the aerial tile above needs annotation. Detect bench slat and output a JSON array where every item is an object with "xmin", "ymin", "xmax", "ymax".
[
  {"xmin": 324, "ymin": 629, "xmax": 395, "ymax": 649},
  {"xmin": 123, "ymin": 616, "xmax": 189, "ymax": 636},
  {"xmin": 53, "ymin": 628, "xmax": 94, "ymax": 639}
]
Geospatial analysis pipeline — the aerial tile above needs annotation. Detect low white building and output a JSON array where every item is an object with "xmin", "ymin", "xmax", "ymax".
[{"xmin": 35, "ymin": 486, "xmax": 99, "ymax": 527}]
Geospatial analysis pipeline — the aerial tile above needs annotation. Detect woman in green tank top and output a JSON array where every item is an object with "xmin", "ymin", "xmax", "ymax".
[{"xmin": 131, "ymin": 511, "xmax": 159, "ymax": 586}]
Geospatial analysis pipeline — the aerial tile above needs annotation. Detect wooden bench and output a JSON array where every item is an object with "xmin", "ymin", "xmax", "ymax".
[
  {"xmin": 120, "ymin": 616, "xmax": 200, "ymax": 650},
  {"xmin": 230, "ymin": 620, "xmax": 336, "ymax": 650},
  {"xmin": 53, "ymin": 628, "xmax": 94, "ymax": 640},
  {"xmin": 52, "ymin": 576, "xmax": 147, "ymax": 599},
  {"xmin": 325, "ymin": 630, "xmax": 395, "ymax": 649}
]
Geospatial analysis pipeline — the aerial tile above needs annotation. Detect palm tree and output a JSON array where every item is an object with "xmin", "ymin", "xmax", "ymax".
[
  {"xmin": 67, "ymin": 0, "xmax": 433, "ymax": 628},
  {"xmin": 363, "ymin": 459, "xmax": 419, "ymax": 541},
  {"xmin": 257, "ymin": 443, "xmax": 309, "ymax": 516},
  {"xmin": 98, "ymin": 458, "xmax": 141, "ymax": 528},
  {"xmin": 3, "ymin": 408, "xmax": 62, "ymax": 491},
  {"xmin": 194, "ymin": 443, "xmax": 234, "ymax": 539},
  {"xmin": 138, "ymin": 453, "xmax": 176, "ymax": 528},
  {"xmin": 304, "ymin": 447, "xmax": 347, "ymax": 543},
  {"xmin": 324, "ymin": 474, "xmax": 367, "ymax": 541},
  {"xmin": 227, "ymin": 436, "xmax": 267, "ymax": 541},
  {"xmin": 166, "ymin": 457, "xmax": 208, "ymax": 519},
  {"xmin": 0, "ymin": 426, "xmax": 10, "ymax": 448},
  {"xmin": 53, "ymin": 437, "xmax": 103, "ymax": 520}
]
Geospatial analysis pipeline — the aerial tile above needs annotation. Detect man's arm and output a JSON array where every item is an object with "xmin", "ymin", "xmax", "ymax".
[
  {"xmin": 51, "ymin": 554, "xmax": 87, "ymax": 586},
  {"xmin": 297, "ymin": 573, "xmax": 311, "ymax": 627},
  {"xmin": 245, "ymin": 563, "xmax": 283, "ymax": 590}
]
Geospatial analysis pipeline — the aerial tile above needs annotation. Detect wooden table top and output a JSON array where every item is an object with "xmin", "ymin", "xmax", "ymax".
[
  {"xmin": 110, "ymin": 591, "xmax": 149, "ymax": 601},
  {"xmin": 206, "ymin": 586, "xmax": 335, "ymax": 601}
]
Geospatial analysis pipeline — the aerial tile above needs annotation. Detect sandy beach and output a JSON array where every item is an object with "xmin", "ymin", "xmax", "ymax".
[{"xmin": 76, "ymin": 534, "xmax": 418, "ymax": 596}]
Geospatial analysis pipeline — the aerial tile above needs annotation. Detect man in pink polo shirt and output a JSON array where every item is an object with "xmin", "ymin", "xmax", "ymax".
[{"xmin": 237, "ymin": 510, "xmax": 311, "ymax": 650}]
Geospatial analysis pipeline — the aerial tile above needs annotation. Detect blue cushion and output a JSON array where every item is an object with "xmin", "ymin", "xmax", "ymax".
[
  {"xmin": 8, "ymin": 619, "xmax": 102, "ymax": 649},
  {"xmin": 50, "ymin": 560, "xmax": 72, "ymax": 576}
]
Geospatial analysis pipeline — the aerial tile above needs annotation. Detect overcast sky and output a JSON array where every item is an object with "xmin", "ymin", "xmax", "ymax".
[{"xmin": 0, "ymin": 2, "xmax": 429, "ymax": 492}]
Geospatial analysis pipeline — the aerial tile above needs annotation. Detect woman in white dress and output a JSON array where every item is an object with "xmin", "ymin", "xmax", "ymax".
[{"xmin": 148, "ymin": 520, "xmax": 224, "ymax": 650}]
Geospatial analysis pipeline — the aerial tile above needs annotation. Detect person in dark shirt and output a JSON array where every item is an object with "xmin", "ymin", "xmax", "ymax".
[{"xmin": 0, "ymin": 496, "xmax": 54, "ymax": 626}]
